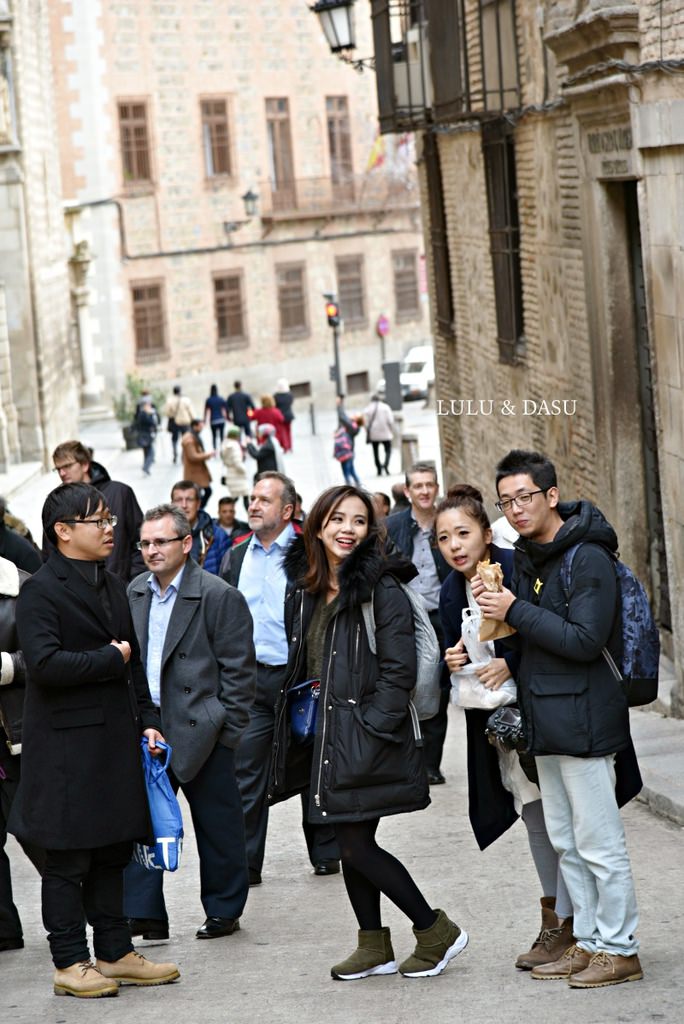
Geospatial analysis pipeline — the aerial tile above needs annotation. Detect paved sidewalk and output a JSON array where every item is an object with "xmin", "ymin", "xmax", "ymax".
[{"xmin": 3, "ymin": 705, "xmax": 683, "ymax": 1024}]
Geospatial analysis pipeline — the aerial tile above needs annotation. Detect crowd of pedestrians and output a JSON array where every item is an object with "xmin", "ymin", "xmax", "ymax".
[{"xmin": 0, "ymin": 418, "xmax": 646, "ymax": 999}]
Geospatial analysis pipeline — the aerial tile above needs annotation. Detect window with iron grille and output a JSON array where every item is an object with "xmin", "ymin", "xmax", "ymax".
[
  {"xmin": 276, "ymin": 263, "xmax": 309, "ymax": 338},
  {"xmin": 214, "ymin": 273, "xmax": 247, "ymax": 349},
  {"xmin": 482, "ymin": 119, "xmax": 525, "ymax": 364},
  {"xmin": 392, "ymin": 250, "xmax": 420, "ymax": 320},
  {"xmin": 370, "ymin": 0, "xmax": 520, "ymax": 132},
  {"xmin": 422, "ymin": 133, "xmax": 454, "ymax": 338},
  {"xmin": 131, "ymin": 281, "xmax": 166, "ymax": 359},
  {"xmin": 118, "ymin": 101, "xmax": 152, "ymax": 184},
  {"xmin": 336, "ymin": 256, "xmax": 366, "ymax": 326},
  {"xmin": 201, "ymin": 98, "xmax": 232, "ymax": 178}
]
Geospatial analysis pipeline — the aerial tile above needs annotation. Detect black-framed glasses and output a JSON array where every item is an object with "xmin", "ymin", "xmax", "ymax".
[
  {"xmin": 136, "ymin": 536, "xmax": 186, "ymax": 552},
  {"xmin": 60, "ymin": 516, "xmax": 118, "ymax": 530},
  {"xmin": 495, "ymin": 489, "xmax": 548, "ymax": 513},
  {"xmin": 53, "ymin": 461, "xmax": 79, "ymax": 473}
]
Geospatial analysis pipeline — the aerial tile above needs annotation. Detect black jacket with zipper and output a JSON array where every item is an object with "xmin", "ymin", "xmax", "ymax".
[
  {"xmin": 268, "ymin": 535, "xmax": 430, "ymax": 824},
  {"xmin": 506, "ymin": 500, "xmax": 633, "ymax": 760}
]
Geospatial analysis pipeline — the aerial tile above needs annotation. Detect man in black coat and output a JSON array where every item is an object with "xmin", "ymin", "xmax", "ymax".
[
  {"xmin": 8, "ymin": 483, "xmax": 179, "ymax": 998},
  {"xmin": 385, "ymin": 462, "xmax": 451, "ymax": 785},
  {"xmin": 226, "ymin": 380, "xmax": 255, "ymax": 437},
  {"xmin": 51, "ymin": 440, "xmax": 146, "ymax": 581},
  {"xmin": 474, "ymin": 449, "xmax": 643, "ymax": 989}
]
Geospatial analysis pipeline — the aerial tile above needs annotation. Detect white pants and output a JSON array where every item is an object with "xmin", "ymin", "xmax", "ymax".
[{"xmin": 535, "ymin": 754, "xmax": 639, "ymax": 957}]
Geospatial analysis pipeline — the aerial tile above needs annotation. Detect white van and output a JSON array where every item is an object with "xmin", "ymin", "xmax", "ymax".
[{"xmin": 377, "ymin": 345, "xmax": 435, "ymax": 401}]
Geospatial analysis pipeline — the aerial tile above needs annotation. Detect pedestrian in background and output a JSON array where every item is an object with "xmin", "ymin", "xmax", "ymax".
[
  {"xmin": 181, "ymin": 420, "xmax": 215, "ymax": 509},
  {"xmin": 272, "ymin": 485, "xmax": 468, "ymax": 981},
  {"xmin": 164, "ymin": 385, "xmax": 194, "ymax": 464},
  {"xmin": 247, "ymin": 424, "xmax": 284, "ymax": 479},
  {"xmin": 135, "ymin": 398, "xmax": 159, "ymax": 477},
  {"xmin": 333, "ymin": 421, "xmax": 361, "ymax": 487},
  {"xmin": 226, "ymin": 381, "xmax": 255, "ymax": 439},
  {"xmin": 50, "ymin": 442, "xmax": 145, "ymax": 581},
  {"xmin": 221, "ymin": 472, "xmax": 339, "ymax": 885},
  {"xmin": 204, "ymin": 384, "xmax": 228, "ymax": 450},
  {"xmin": 220, "ymin": 427, "xmax": 250, "ymax": 512},
  {"xmin": 253, "ymin": 395, "xmax": 287, "ymax": 453},
  {"xmin": 363, "ymin": 394, "xmax": 395, "ymax": 476},
  {"xmin": 385, "ymin": 463, "xmax": 451, "ymax": 786},
  {"xmin": 273, "ymin": 378, "xmax": 295, "ymax": 453},
  {"xmin": 170, "ymin": 481, "xmax": 228, "ymax": 576}
]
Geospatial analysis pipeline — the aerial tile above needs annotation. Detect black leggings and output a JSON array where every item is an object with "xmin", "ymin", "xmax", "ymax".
[{"xmin": 334, "ymin": 819, "xmax": 435, "ymax": 932}]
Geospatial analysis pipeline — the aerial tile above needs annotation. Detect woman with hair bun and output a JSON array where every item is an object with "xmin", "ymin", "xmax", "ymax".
[{"xmin": 435, "ymin": 484, "xmax": 573, "ymax": 971}]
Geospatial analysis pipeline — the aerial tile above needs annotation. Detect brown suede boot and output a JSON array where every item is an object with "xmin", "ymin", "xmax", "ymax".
[
  {"xmin": 516, "ymin": 903, "xmax": 575, "ymax": 970},
  {"xmin": 515, "ymin": 897, "xmax": 557, "ymax": 970}
]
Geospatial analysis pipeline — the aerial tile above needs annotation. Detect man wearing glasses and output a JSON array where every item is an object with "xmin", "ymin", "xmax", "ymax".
[
  {"xmin": 51, "ymin": 441, "xmax": 145, "ymax": 581},
  {"xmin": 8, "ymin": 483, "xmax": 179, "ymax": 997},
  {"xmin": 124, "ymin": 503, "xmax": 256, "ymax": 941},
  {"xmin": 473, "ymin": 449, "xmax": 643, "ymax": 989}
]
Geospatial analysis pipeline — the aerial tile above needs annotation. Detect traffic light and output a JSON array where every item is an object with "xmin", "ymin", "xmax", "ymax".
[{"xmin": 325, "ymin": 299, "xmax": 340, "ymax": 328}]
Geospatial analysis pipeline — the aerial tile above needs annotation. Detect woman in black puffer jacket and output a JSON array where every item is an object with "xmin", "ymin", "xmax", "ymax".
[{"xmin": 269, "ymin": 485, "xmax": 467, "ymax": 982}]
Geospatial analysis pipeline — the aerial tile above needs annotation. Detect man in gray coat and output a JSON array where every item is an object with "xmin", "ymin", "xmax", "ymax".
[{"xmin": 124, "ymin": 503, "xmax": 256, "ymax": 941}]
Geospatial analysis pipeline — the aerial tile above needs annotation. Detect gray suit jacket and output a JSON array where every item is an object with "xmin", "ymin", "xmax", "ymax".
[{"xmin": 128, "ymin": 558, "xmax": 256, "ymax": 783}]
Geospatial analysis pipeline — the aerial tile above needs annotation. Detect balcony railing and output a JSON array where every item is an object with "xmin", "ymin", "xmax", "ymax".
[{"xmin": 259, "ymin": 173, "xmax": 419, "ymax": 220}]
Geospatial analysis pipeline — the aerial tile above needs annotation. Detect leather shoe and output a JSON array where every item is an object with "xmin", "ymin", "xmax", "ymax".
[
  {"xmin": 128, "ymin": 918, "xmax": 169, "ymax": 942},
  {"xmin": 314, "ymin": 860, "xmax": 341, "ymax": 876},
  {"xmin": 0, "ymin": 937, "xmax": 24, "ymax": 953},
  {"xmin": 195, "ymin": 917, "xmax": 240, "ymax": 939},
  {"xmin": 248, "ymin": 868, "xmax": 262, "ymax": 886},
  {"xmin": 426, "ymin": 769, "xmax": 446, "ymax": 785}
]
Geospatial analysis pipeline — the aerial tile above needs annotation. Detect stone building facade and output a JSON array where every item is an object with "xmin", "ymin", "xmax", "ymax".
[
  {"xmin": 0, "ymin": 0, "xmax": 78, "ymax": 471},
  {"xmin": 49, "ymin": 0, "xmax": 427, "ymax": 413},
  {"xmin": 369, "ymin": 0, "xmax": 683, "ymax": 711}
]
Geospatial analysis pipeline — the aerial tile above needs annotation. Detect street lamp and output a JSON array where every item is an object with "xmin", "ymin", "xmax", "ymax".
[
  {"xmin": 223, "ymin": 189, "xmax": 259, "ymax": 245},
  {"xmin": 310, "ymin": 0, "xmax": 355, "ymax": 53},
  {"xmin": 241, "ymin": 188, "xmax": 259, "ymax": 218}
]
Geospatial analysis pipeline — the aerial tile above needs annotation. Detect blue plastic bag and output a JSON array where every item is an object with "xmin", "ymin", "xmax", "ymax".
[{"xmin": 132, "ymin": 739, "xmax": 184, "ymax": 872}]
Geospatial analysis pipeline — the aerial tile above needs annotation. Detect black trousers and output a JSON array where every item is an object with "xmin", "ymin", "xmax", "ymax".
[
  {"xmin": 0, "ymin": 753, "xmax": 44, "ymax": 941},
  {"xmin": 124, "ymin": 743, "xmax": 249, "ymax": 922},
  {"xmin": 235, "ymin": 663, "xmax": 339, "ymax": 873},
  {"xmin": 42, "ymin": 842, "xmax": 134, "ymax": 968},
  {"xmin": 371, "ymin": 440, "xmax": 392, "ymax": 474}
]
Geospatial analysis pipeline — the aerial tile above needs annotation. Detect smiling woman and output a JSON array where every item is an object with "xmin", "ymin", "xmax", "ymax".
[{"xmin": 270, "ymin": 485, "xmax": 468, "ymax": 982}]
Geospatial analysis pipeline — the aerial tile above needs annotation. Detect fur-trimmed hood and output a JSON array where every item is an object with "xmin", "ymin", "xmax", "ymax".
[{"xmin": 283, "ymin": 533, "xmax": 416, "ymax": 607}]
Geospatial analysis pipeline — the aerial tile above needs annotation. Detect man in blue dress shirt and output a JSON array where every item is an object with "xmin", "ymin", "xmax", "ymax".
[{"xmin": 221, "ymin": 472, "xmax": 340, "ymax": 885}]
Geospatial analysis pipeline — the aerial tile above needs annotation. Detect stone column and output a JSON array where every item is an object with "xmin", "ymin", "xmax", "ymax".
[
  {"xmin": 0, "ymin": 281, "xmax": 20, "ymax": 470},
  {"xmin": 69, "ymin": 239, "xmax": 101, "ymax": 407}
]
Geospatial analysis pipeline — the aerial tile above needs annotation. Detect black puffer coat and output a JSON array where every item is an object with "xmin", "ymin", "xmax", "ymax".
[
  {"xmin": 506, "ymin": 501, "xmax": 633, "ymax": 759},
  {"xmin": 269, "ymin": 535, "xmax": 430, "ymax": 824}
]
